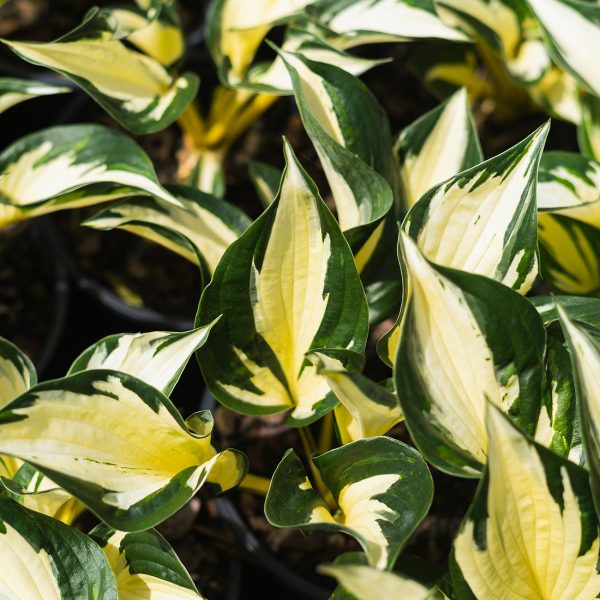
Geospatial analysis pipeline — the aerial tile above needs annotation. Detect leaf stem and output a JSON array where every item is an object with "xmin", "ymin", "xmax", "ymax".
[
  {"xmin": 238, "ymin": 473, "xmax": 271, "ymax": 496},
  {"xmin": 318, "ymin": 410, "xmax": 335, "ymax": 453},
  {"xmin": 299, "ymin": 426, "xmax": 338, "ymax": 512},
  {"xmin": 177, "ymin": 101, "xmax": 205, "ymax": 147}
]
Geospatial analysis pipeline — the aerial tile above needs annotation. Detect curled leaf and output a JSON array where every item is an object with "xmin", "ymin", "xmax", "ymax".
[{"xmin": 0, "ymin": 370, "xmax": 247, "ymax": 531}]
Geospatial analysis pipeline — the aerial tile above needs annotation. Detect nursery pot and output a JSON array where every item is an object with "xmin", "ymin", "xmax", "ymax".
[
  {"xmin": 45, "ymin": 93, "xmax": 198, "ymax": 331},
  {"xmin": 0, "ymin": 220, "xmax": 69, "ymax": 377},
  {"xmin": 201, "ymin": 389, "xmax": 331, "ymax": 600}
]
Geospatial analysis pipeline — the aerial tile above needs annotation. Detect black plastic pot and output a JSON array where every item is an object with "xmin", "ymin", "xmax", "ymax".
[
  {"xmin": 200, "ymin": 389, "xmax": 330, "ymax": 600},
  {"xmin": 48, "ymin": 220, "xmax": 195, "ymax": 331},
  {"xmin": 0, "ymin": 220, "xmax": 69, "ymax": 377},
  {"xmin": 34, "ymin": 222, "xmax": 70, "ymax": 376},
  {"xmin": 216, "ymin": 497, "xmax": 330, "ymax": 600},
  {"xmin": 40, "ymin": 91, "xmax": 197, "ymax": 332}
]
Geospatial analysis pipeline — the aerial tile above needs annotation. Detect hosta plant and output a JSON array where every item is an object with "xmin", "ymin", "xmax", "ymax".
[
  {"xmin": 0, "ymin": 328, "xmax": 246, "ymax": 598},
  {"xmin": 6, "ymin": 1, "xmax": 600, "ymax": 598}
]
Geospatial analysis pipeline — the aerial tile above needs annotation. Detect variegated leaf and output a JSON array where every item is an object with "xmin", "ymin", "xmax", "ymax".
[
  {"xmin": 579, "ymin": 92, "xmax": 600, "ymax": 161},
  {"xmin": 2, "ymin": 11, "xmax": 198, "ymax": 133},
  {"xmin": 404, "ymin": 122, "xmax": 548, "ymax": 294},
  {"xmin": 0, "ymin": 494, "xmax": 118, "ymax": 599},
  {"xmin": 282, "ymin": 50, "xmax": 395, "ymax": 244},
  {"xmin": 248, "ymin": 159, "xmax": 282, "ymax": 207},
  {"xmin": 308, "ymin": 351, "xmax": 402, "ymax": 444},
  {"xmin": 0, "ymin": 336, "xmax": 36, "ymax": 410},
  {"xmin": 0, "ymin": 338, "xmax": 35, "ymax": 480},
  {"xmin": 538, "ymin": 214, "xmax": 600, "ymax": 295},
  {"xmin": 500, "ymin": 296, "xmax": 590, "ymax": 464},
  {"xmin": 245, "ymin": 25, "xmax": 387, "ymax": 95},
  {"xmin": 320, "ymin": 563, "xmax": 447, "ymax": 600},
  {"xmin": 281, "ymin": 49, "xmax": 399, "ymax": 320},
  {"xmin": 526, "ymin": 0, "xmax": 600, "ymax": 97},
  {"xmin": 0, "ymin": 124, "xmax": 180, "ymax": 228},
  {"xmin": 436, "ymin": 0, "xmax": 550, "ymax": 83},
  {"xmin": 534, "ymin": 328, "xmax": 583, "ymax": 464},
  {"xmin": 106, "ymin": 1, "xmax": 184, "ymax": 67},
  {"xmin": 313, "ymin": 0, "xmax": 469, "ymax": 45},
  {"xmin": 196, "ymin": 141, "xmax": 369, "ymax": 426},
  {"xmin": 265, "ymin": 437, "xmax": 433, "ymax": 570},
  {"xmin": 90, "ymin": 524, "xmax": 204, "ymax": 599},
  {"xmin": 1, "ymin": 463, "xmax": 84, "ymax": 525},
  {"xmin": 536, "ymin": 151, "xmax": 600, "ymax": 294},
  {"xmin": 407, "ymin": 41, "xmax": 500, "ymax": 121},
  {"xmin": 0, "ymin": 77, "xmax": 70, "ymax": 114},
  {"xmin": 391, "ymin": 233, "xmax": 545, "ymax": 477},
  {"xmin": 538, "ymin": 151, "xmax": 600, "ymax": 218},
  {"xmin": 532, "ymin": 295, "xmax": 600, "ymax": 327},
  {"xmin": 559, "ymin": 308, "xmax": 600, "ymax": 518},
  {"xmin": 526, "ymin": 66, "xmax": 582, "ymax": 124},
  {"xmin": 69, "ymin": 321, "xmax": 218, "ymax": 396},
  {"xmin": 206, "ymin": 0, "xmax": 319, "ymax": 86},
  {"xmin": 0, "ymin": 370, "xmax": 247, "ymax": 531},
  {"xmin": 0, "ymin": 456, "xmax": 20, "ymax": 479},
  {"xmin": 451, "ymin": 406, "xmax": 600, "ymax": 600},
  {"xmin": 85, "ymin": 184, "xmax": 251, "ymax": 274},
  {"xmin": 395, "ymin": 87, "xmax": 482, "ymax": 212}
]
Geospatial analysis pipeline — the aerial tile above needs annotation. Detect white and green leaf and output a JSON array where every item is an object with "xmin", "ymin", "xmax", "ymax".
[
  {"xmin": 579, "ymin": 92, "xmax": 600, "ymax": 161},
  {"xmin": 0, "ymin": 455, "xmax": 20, "ymax": 480},
  {"xmin": 196, "ymin": 141, "xmax": 369, "ymax": 426},
  {"xmin": 534, "ymin": 329, "xmax": 583, "ymax": 464},
  {"xmin": 538, "ymin": 214, "xmax": 600, "ymax": 295},
  {"xmin": 0, "ymin": 495, "xmax": 118, "ymax": 600},
  {"xmin": 85, "ymin": 184, "xmax": 251, "ymax": 275},
  {"xmin": 106, "ymin": 1, "xmax": 184, "ymax": 67},
  {"xmin": 0, "ymin": 338, "xmax": 35, "ymax": 482},
  {"xmin": 531, "ymin": 295, "xmax": 600, "ymax": 327},
  {"xmin": 526, "ymin": 66, "xmax": 582, "ymax": 124},
  {"xmin": 536, "ymin": 152, "xmax": 600, "ymax": 293},
  {"xmin": 68, "ymin": 322, "xmax": 218, "ymax": 396},
  {"xmin": 308, "ymin": 351, "xmax": 402, "ymax": 444},
  {"xmin": 90, "ymin": 524, "xmax": 204, "ymax": 599},
  {"xmin": 313, "ymin": 0, "xmax": 469, "ymax": 46},
  {"xmin": 0, "ymin": 77, "xmax": 70, "ymax": 114},
  {"xmin": 436, "ymin": 0, "xmax": 550, "ymax": 83},
  {"xmin": 408, "ymin": 41, "xmax": 493, "ymax": 104},
  {"xmin": 0, "ymin": 370, "xmax": 247, "ymax": 531},
  {"xmin": 558, "ymin": 308, "xmax": 600, "ymax": 518},
  {"xmin": 0, "ymin": 124, "xmax": 180, "ymax": 228},
  {"xmin": 282, "ymin": 50, "xmax": 395, "ymax": 245},
  {"xmin": 1, "ymin": 463, "xmax": 84, "ymax": 525},
  {"xmin": 282, "ymin": 49, "xmax": 400, "ymax": 320},
  {"xmin": 451, "ymin": 406, "xmax": 600, "ymax": 600},
  {"xmin": 206, "ymin": 0, "xmax": 319, "ymax": 86},
  {"xmin": 2, "ymin": 11, "xmax": 198, "ymax": 133},
  {"xmin": 244, "ymin": 25, "xmax": 388, "ymax": 94},
  {"xmin": 320, "ymin": 563, "xmax": 447, "ymax": 600},
  {"xmin": 404, "ymin": 122, "xmax": 549, "ymax": 294},
  {"xmin": 395, "ymin": 87, "xmax": 482, "ymax": 212},
  {"xmin": 391, "ymin": 233, "xmax": 546, "ymax": 477},
  {"xmin": 526, "ymin": 0, "xmax": 600, "ymax": 97},
  {"xmin": 538, "ymin": 151, "xmax": 600, "ymax": 218},
  {"xmin": 537, "ymin": 152, "xmax": 600, "ymax": 294},
  {"xmin": 248, "ymin": 159, "xmax": 282, "ymax": 207},
  {"xmin": 265, "ymin": 437, "xmax": 433, "ymax": 570},
  {"xmin": 0, "ymin": 336, "xmax": 36, "ymax": 410}
]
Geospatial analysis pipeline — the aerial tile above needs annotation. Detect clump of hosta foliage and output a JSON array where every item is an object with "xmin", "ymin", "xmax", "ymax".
[
  {"xmin": 0, "ymin": 327, "xmax": 246, "ymax": 598},
  {"xmin": 4, "ymin": 0, "xmax": 600, "ymax": 599}
]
